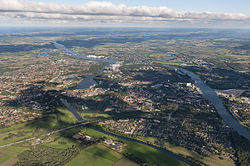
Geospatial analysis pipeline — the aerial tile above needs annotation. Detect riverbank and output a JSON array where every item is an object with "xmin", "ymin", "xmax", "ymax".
[
  {"xmin": 55, "ymin": 41, "xmax": 248, "ymax": 166},
  {"xmin": 60, "ymin": 96, "xmax": 197, "ymax": 165},
  {"xmin": 175, "ymin": 67, "xmax": 250, "ymax": 140},
  {"xmin": 155, "ymin": 60, "xmax": 250, "ymax": 141}
]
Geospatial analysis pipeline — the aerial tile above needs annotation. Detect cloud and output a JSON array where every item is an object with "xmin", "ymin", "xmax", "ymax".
[{"xmin": 0, "ymin": 0, "xmax": 249, "ymax": 27}]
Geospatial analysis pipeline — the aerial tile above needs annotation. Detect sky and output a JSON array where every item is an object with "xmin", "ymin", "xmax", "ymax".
[
  {"xmin": 31, "ymin": 0, "xmax": 250, "ymax": 15},
  {"xmin": 0, "ymin": 0, "xmax": 250, "ymax": 28}
]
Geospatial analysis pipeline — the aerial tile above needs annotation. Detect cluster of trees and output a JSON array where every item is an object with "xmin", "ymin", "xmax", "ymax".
[
  {"xmin": 15, "ymin": 144, "xmax": 81, "ymax": 166},
  {"xmin": 231, "ymin": 132, "xmax": 250, "ymax": 166},
  {"xmin": 0, "ymin": 43, "xmax": 54, "ymax": 53},
  {"xmin": 3, "ymin": 131, "xmax": 28, "ymax": 140},
  {"xmin": 123, "ymin": 152, "xmax": 147, "ymax": 165},
  {"xmin": 185, "ymin": 66, "xmax": 249, "ymax": 90}
]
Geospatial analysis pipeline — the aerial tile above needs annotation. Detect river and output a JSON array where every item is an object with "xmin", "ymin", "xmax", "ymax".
[
  {"xmin": 175, "ymin": 67, "xmax": 250, "ymax": 140},
  {"xmin": 53, "ymin": 41, "xmax": 249, "ymax": 165},
  {"xmin": 53, "ymin": 42, "xmax": 116, "ymax": 90},
  {"xmin": 53, "ymin": 42, "xmax": 198, "ymax": 165},
  {"xmin": 54, "ymin": 41, "xmax": 250, "ymax": 140},
  {"xmin": 59, "ymin": 91, "xmax": 197, "ymax": 166},
  {"xmin": 62, "ymin": 101, "xmax": 197, "ymax": 165}
]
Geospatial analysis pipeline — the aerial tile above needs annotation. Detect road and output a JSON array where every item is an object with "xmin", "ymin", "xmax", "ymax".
[{"xmin": 0, "ymin": 121, "xmax": 89, "ymax": 148}]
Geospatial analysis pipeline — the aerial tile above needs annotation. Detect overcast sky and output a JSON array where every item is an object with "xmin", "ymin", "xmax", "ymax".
[{"xmin": 1, "ymin": 0, "xmax": 250, "ymax": 28}]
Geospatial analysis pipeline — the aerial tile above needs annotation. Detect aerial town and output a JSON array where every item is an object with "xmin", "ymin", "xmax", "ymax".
[{"xmin": 0, "ymin": 27, "xmax": 249, "ymax": 166}]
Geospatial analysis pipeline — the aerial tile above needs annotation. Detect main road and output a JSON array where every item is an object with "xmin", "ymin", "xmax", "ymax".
[{"xmin": 0, "ymin": 121, "xmax": 89, "ymax": 148}]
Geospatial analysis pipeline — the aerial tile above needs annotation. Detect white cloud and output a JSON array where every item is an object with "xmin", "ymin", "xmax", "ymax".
[{"xmin": 0, "ymin": 0, "xmax": 249, "ymax": 27}]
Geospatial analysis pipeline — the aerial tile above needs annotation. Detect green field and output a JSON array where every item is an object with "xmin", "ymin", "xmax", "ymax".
[
  {"xmin": 0, "ymin": 107, "xmax": 76, "ymax": 146},
  {"xmin": 82, "ymin": 128, "xmax": 187, "ymax": 166},
  {"xmin": 136, "ymin": 136, "xmax": 234, "ymax": 166},
  {"xmin": 0, "ymin": 120, "xmax": 36, "ymax": 146},
  {"xmin": 114, "ymin": 157, "xmax": 138, "ymax": 166},
  {"xmin": 67, "ymin": 144, "xmax": 122, "ymax": 166},
  {"xmin": 26, "ymin": 107, "xmax": 76, "ymax": 131},
  {"xmin": 123, "ymin": 141, "xmax": 187, "ymax": 166},
  {"xmin": 0, "ymin": 146, "xmax": 29, "ymax": 165},
  {"xmin": 0, "ymin": 152, "xmax": 9, "ymax": 164},
  {"xmin": 86, "ymin": 144, "xmax": 122, "ymax": 162},
  {"xmin": 164, "ymin": 142, "xmax": 234, "ymax": 166},
  {"xmin": 1, "ymin": 108, "xmax": 187, "ymax": 166},
  {"xmin": 0, "ymin": 107, "xmax": 78, "ymax": 165},
  {"xmin": 43, "ymin": 135, "xmax": 77, "ymax": 149},
  {"xmin": 84, "ymin": 128, "xmax": 108, "ymax": 138}
]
